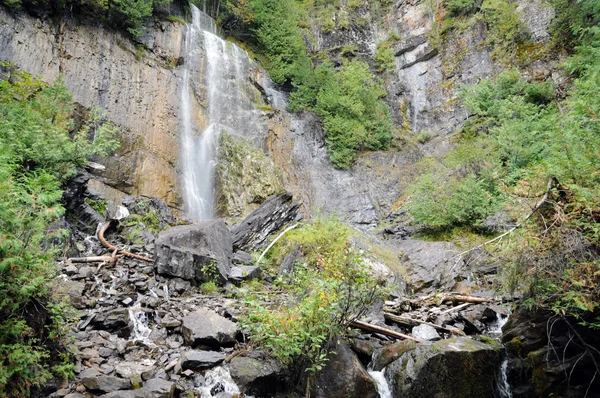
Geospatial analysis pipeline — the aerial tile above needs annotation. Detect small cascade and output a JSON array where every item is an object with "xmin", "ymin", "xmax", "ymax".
[
  {"xmin": 128, "ymin": 301, "xmax": 152, "ymax": 341},
  {"xmin": 197, "ymin": 366, "xmax": 242, "ymax": 397},
  {"xmin": 488, "ymin": 311, "xmax": 510, "ymax": 336},
  {"xmin": 496, "ymin": 357, "xmax": 512, "ymax": 398},
  {"xmin": 180, "ymin": 5, "xmax": 264, "ymax": 221},
  {"xmin": 369, "ymin": 368, "xmax": 393, "ymax": 398}
]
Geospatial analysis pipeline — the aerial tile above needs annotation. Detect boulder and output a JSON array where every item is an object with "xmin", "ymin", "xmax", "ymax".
[
  {"xmin": 180, "ymin": 350, "xmax": 226, "ymax": 370},
  {"xmin": 81, "ymin": 374, "xmax": 131, "ymax": 393},
  {"xmin": 155, "ymin": 220, "xmax": 232, "ymax": 283},
  {"xmin": 385, "ymin": 337, "xmax": 502, "ymax": 397},
  {"xmin": 93, "ymin": 309, "xmax": 130, "ymax": 337},
  {"xmin": 412, "ymin": 324, "xmax": 441, "ymax": 341},
  {"xmin": 393, "ymin": 239, "xmax": 463, "ymax": 293},
  {"xmin": 99, "ymin": 390, "xmax": 153, "ymax": 398},
  {"xmin": 231, "ymin": 192, "xmax": 300, "ymax": 252},
  {"xmin": 181, "ymin": 308, "xmax": 239, "ymax": 348},
  {"xmin": 115, "ymin": 360, "xmax": 156, "ymax": 380},
  {"xmin": 229, "ymin": 266, "xmax": 262, "ymax": 285},
  {"xmin": 144, "ymin": 378, "xmax": 175, "ymax": 398},
  {"xmin": 350, "ymin": 338, "xmax": 381, "ymax": 365},
  {"xmin": 229, "ymin": 353, "xmax": 283, "ymax": 396},
  {"xmin": 232, "ymin": 251, "xmax": 253, "ymax": 265},
  {"xmin": 314, "ymin": 338, "xmax": 379, "ymax": 398},
  {"xmin": 371, "ymin": 340, "xmax": 417, "ymax": 371}
]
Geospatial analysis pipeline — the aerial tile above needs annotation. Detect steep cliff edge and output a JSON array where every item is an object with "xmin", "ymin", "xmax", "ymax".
[{"xmin": 0, "ymin": 5, "xmax": 184, "ymax": 206}]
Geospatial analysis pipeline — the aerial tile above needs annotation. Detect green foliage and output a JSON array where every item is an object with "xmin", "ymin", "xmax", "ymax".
[
  {"xmin": 481, "ymin": 0, "xmax": 527, "ymax": 60},
  {"xmin": 445, "ymin": 0, "xmax": 478, "ymax": 16},
  {"xmin": 314, "ymin": 60, "xmax": 394, "ymax": 168},
  {"xmin": 240, "ymin": 216, "xmax": 383, "ymax": 375},
  {"xmin": 222, "ymin": 0, "xmax": 395, "ymax": 168},
  {"xmin": 0, "ymin": 64, "xmax": 119, "ymax": 396},
  {"xmin": 199, "ymin": 281, "xmax": 219, "ymax": 295},
  {"xmin": 408, "ymin": 173, "xmax": 501, "ymax": 229},
  {"xmin": 0, "ymin": 0, "xmax": 172, "ymax": 37},
  {"xmin": 374, "ymin": 41, "xmax": 396, "ymax": 73}
]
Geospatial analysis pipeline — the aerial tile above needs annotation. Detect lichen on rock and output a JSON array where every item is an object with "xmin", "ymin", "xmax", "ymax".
[{"xmin": 216, "ymin": 130, "xmax": 284, "ymax": 219}]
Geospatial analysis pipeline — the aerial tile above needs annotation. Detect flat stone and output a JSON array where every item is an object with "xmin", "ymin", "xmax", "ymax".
[
  {"xmin": 180, "ymin": 350, "xmax": 225, "ymax": 370},
  {"xmin": 144, "ymin": 378, "xmax": 175, "ymax": 398},
  {"xmin": 81, "ymin": 375, "xmax": 131, "ymax": 392},
  {"xmin": 115, "ymin": 359, "xmax": 156, "ymax": 380},
  {"xmin": 181, "ymin": 308, "xmax": 239, "ymax": 348}
]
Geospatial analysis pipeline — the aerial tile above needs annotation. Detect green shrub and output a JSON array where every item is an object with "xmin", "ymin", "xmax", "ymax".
[
  {"xmin": 0, "ymin": 64, "xmax": 119, "ymax": 396},
  {"xmin": 446, "ymin": 0, "xmax": 479, "ymax": 16},
  {"xmin": 241, "ymin": 216, "xmax": 383, "ymax": 375}
]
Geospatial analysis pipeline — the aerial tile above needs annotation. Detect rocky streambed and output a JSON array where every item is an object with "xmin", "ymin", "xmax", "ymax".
[{"xmin": 44, "ymin": 174, "xmax": 517, "ymax": 398}]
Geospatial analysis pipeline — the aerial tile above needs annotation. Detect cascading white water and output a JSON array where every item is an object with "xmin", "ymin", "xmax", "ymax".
[
  {"xmin": 496, "ymin": 358, "xmax": 512, "ymax": 398},
  {"xmin": 197, "ymin": 366, "xmax": 241, "ymax": 397},
  {"xmin": 128, "ymin": 302, "xmax": 152, "ymax": 341},
  {"xmin": 180, "ymin": 5, "xmax": 264, "ymax": 220},
  {"xmin": 369, "ymin": 369, "xmax": 393, "ymax": 398}
]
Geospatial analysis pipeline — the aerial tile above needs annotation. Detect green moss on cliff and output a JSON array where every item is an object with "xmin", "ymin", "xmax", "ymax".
[{"xmin": 216, "ymin": 131, "xmax": 284, "ymax": 219}]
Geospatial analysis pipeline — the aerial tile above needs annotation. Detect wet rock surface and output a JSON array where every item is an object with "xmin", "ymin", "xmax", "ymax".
[
  {"xmin": 155, "ymin": 220, "xmax": 233, "ymax": 283},
  {"xmin": 385, "ymin": 337, "xmax": 502, "ymax": 398},
  {"xmin": 314, "ymin": 338, "xmax": 379, "ymax": 398}
]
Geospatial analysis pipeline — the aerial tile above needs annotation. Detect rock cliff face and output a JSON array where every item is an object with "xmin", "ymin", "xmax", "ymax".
[
  {"xmin": 0, "ymin": 0, "xmax": 557, "ymax": 226},
  {"xmin": 0, "ymin": 6, "xmax": 184, "ymax": 206}
]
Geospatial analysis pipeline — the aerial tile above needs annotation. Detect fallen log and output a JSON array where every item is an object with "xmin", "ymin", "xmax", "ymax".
[
  {"xmin": 98, "ymin": 221, "xmax": 155, "ymax": 263},
  {"xmin": 440, "ymin": 294, "xmax": 491, "ymax": 304},
  {"xmin": 383, "ymin": 312, "xmax": 457, "ymax": 335},
  {"xmin": 440, "ymin": 302, "xmax": 472, "ymax": 315},
  {"xmin": 68, "ymin": 256, "xmax": 120, "ymax": 263},
  {"xmin": 349, "ymin": 320, "xmax": 422, "ymax": 343}
]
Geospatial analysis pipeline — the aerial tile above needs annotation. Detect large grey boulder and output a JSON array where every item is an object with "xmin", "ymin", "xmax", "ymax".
[
  {"xmin": 144, "ymin": 378, "xmax": 175, "ymax": 398},
  {"xmin": 81, "ymin": 371, "xmax": 131, "ymax": 393},
  {"xmin": 385, "ymin": 337, "xmax": 502, "ymax": 398},
  {"xmin": 231, "ymin": 192, "xmax": 300, "ymax": 252},
  {"xmin": 314, "ymin": 338, "xmax": 379, "ymax": 398},
  {"xmin": 155, "ymin": 220, "xmax": 232, "ymax": 283},
  {"xmin": 229, "ymin": 352, "xmax": 283, "ymax": 396},
  {"xmin": 412, "ymin": 324, "xmax": 441, "ymax": 341},
  {"xmin": 394, "ymin": 239, "xmax": 463, "ymax": 293},
  {"xmin": 181, "ymin": 308, "xmax": 239, "ymax": 348}
]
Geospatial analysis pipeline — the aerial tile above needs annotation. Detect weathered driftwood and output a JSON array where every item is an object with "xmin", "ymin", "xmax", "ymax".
[
  {"xmin": 383, "ymin": 312, "xmax": 455, "ymax": 335},
  {"xmin": 98, "ymin": 221, "xmax": 154, "ymax": 263},
  {"xmin": 68, "ymin": 255, "xmax": 120, "ymax": 263},
  {"xmin": 384, "ymin": 294, "xmax": 491, "ymax": 315},
  {"xmin": 440, "ymin": 302, "xmax": 472, "ymax": 315},
  {"xmin": 349, "ymin": 320, "xmax": 422, "ymax": 343}
]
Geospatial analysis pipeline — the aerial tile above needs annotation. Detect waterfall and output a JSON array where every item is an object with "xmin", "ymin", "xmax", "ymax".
[{"xmin": 180, "ymin": 5, "xmax": 264, "ymax": 220}]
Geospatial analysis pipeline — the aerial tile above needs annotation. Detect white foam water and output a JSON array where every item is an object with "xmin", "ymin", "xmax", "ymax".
[
  {"xmin": 128, "ymin": 302, "xmax": 152, "ymax": 341},
  {"xmin": 369, "ymin": 369, "xmax": 393, "ymax": 398},
  {"xmin": 197, "ymin": 366, "xmax": 242, "ymax": 397}
]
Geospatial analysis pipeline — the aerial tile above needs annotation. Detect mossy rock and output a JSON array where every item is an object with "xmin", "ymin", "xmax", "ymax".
[
  {"xmin": 385, "ymin": 337, "xmax": 502, "ymax": 398},
  {"xmin": 216, "ymin": 131, "xmax": 284, "ymax": 219}
]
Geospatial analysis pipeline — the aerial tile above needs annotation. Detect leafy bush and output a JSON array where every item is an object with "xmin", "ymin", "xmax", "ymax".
[
  {"xmin": 240, "ymin": 217, "xmax": 383, "ymax": 375},
  {"xmin": 445, "ymin": 0, "xmax": 479, "ymax": 16},
  {"xmin": 315, "ymin": 61, "xmax": 394, "ymax": 168},
  {"xmin": 0, "ymin": 64, "xmax": 119, "ymax": 396},
  {"xmin": 1, "ymin": 0, "xmax": 172, "ymax": 37}
]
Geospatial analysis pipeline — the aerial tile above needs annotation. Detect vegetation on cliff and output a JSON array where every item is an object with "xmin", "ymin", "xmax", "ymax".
[
  {"xmin": 0, "ymin": 0, "xmax": 174, "ymax": 36},
  {"xmin": 407, "ymin": 0, "xmax": 600, "ymax": 327},
  {"xmin": 220, "ymin": 0, "xmax": 395, "ymax": 168},
  {"xmin": 0, "ymin": 63, "xmax": 119, "ymax": 397}
]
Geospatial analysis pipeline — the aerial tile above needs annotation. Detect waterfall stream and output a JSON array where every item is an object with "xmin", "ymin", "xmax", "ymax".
[
  {"xmin": 369, "ymin": 369, "xmax": 393, "ymax": 398},
  {"xmin": 180, "ymin": 5, "xmax": 264, "ymax": 221}
]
